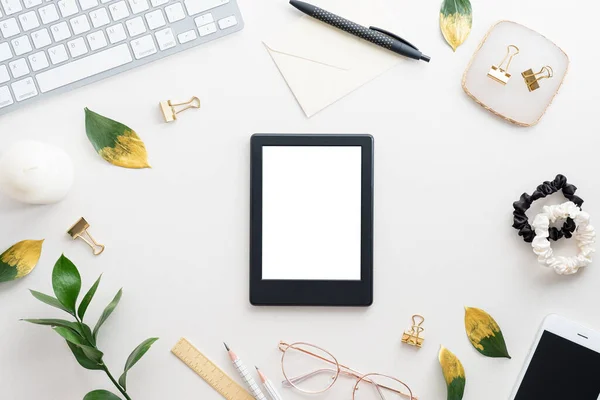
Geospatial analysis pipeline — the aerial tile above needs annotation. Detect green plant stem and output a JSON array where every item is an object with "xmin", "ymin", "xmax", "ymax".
[{"xmin": 102, "ymin": 366, "xmax": 131, "ymax": 400}]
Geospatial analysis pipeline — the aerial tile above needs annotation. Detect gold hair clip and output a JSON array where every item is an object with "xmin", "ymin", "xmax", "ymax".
[
  {"xmin": 402, "ymin": 314, "xmax": 425, "ymax": 348},
  {"xmin": 67, "ymin": 217, "xmax": 105, "ymax": 256},
  {"xmin": 160, "ymin": 96, "xmax": 201, "ymax": 123},
  {"xmin": 522, "ymin": 66, "xmax": 554, "ymax": 92},
  {"xmin": 488, "ymin": 45, "xmax": 520, "ymax": 85}
]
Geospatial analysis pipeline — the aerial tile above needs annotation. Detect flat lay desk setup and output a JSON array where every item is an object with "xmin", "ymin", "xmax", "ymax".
[{"xmin": 1, "ymin": 0, "xmax": 600, "ymax": 399}]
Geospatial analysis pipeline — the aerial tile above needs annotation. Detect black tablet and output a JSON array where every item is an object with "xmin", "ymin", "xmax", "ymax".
[{"xmin": 250, "ymin": 134, "xmax": 374, "ymax": 306}]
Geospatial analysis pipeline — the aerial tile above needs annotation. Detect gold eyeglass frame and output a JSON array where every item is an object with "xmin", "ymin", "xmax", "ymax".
[{"xmin": 278, "ymin": 341, "xmax": 416, "ymax": 400}]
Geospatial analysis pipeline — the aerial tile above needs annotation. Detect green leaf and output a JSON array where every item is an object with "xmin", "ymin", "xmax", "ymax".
[
  {"xmin": 118, "ymin": 337, "xmax": 159, "ymax": 390},
  {"xmin": 67, "ymin": 341, "xmax": 104, "ymax": 370},
  {"xmin": 54, "ymin": 327, "xmax": 104, "ymax": 363},
  {"xmin": 22, "ymin": 319, "xmax": 83, "ymax": 335},
  {"xmin": 83, "ymin": 390, "xmax": 122, "ymax": 400},
  {"xmin": 84, "ymin": 108, "xmax": 151, "ymax": 169},
  {"xmin": 78, "ymin": 275, "xmax": 102, "ymax": 321},
  {"xmin": 93, "ymin": 289, "xmax": 122, "ymax": 340},
  {"xmin": 440, "ymin": 0, "xmax": 472, "ymax": 51},
  {"xmin": 29, "ymin": 290, "xmax": 72, "ymax": 314},
  {"xmin": 25, "ymin": 319, "xmax": 95, "ymax": 347},
  {"xmin": 52, "ymin": 255, "xmax": 81, "ymax": 314},
  {"xmin": 53, "ymin": 326, "xmax": 84, "ymax": 345},
  {"xmin": 439, "ymin": 346, "xmax": 466, "ymax": 400},
  {"xmin": 79, "ymin": 323, "xmax": 96, "ymax": 346},
  {"xmin": 0, "ymin": 240, "xmax": 44, "ymax": 282},
  {"xmin": 464, "ymin": 307, "xmax": 511, "ymax": 358}
]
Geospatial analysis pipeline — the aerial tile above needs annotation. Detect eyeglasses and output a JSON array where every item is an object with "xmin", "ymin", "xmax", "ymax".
[{"xmin": 278, "ymin": 341, "xmax": 416, "ymax": 400}]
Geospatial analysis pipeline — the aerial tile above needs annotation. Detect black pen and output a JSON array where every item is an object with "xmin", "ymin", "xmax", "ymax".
[{"xmin": 289, "ymin": 0, "xmax": 430, "ymax": 63}]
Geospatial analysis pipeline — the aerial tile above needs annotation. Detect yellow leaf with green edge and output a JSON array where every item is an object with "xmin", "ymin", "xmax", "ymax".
[
  {"xmin": 0, "ymin": 240, "xmax": 44, "ymax": 282},
  {"xmin": 84, "ymin": 108, "xmax": 151, "ymax": 169},
  {"xmin": 464, "ymin": 306, "xmax": 511, "ymax": 358},
  {"xmin": 440, "ymin": 0, "xmax": 472, "ymax": 51},
  {"xmin": 439, "ymin": 346, "xmax": 465, "ymax": 400}
]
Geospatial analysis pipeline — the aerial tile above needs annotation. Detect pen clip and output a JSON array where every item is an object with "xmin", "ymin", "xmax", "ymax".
[{"xmin": 369, "ymin": 26, "xmax": 419, "ymax": 50}]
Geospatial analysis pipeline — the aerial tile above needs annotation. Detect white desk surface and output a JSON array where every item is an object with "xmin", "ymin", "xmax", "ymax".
[{"xmin": 1, "ymin": 0, "xmax": 599, "ymax": 399}]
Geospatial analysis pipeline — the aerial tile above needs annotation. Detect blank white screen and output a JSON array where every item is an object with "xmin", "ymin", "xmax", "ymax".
[{"xmin": 262, "ymin": 146, "xmax": 362, "ymax": 280}]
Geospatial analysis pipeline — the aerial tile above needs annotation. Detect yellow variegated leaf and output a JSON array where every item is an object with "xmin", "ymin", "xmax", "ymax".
[
  {"xmin": 439, "ymin": 346, "xmax": 465, "ymax": 400},
  {"xmin": 84, "ymin": 108, "xmax": 151, "ymax": 169},
  {"xmin": 0, "ymin": 240, "xmax": 44, "ymax": 282},
  {"xmin": 440, "ymin": 0, "xmax": 472, "ymax": 51},
  {"xmin": 465, "ymin": 307, "xmax": 511, "ymax": 358}
]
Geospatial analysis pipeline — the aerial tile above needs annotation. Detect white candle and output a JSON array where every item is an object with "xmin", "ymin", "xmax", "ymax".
[{"xmin": 0, "ymin": 140, "xmax": 74, "ymax": 205}]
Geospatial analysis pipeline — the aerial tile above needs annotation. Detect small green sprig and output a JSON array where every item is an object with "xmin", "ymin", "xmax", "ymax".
[{"xmin": 23, "ymin": 254, "xmax": 158, "ymax": 400}]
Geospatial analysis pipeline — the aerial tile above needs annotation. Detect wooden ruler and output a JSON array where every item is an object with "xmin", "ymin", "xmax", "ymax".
[{"xmin": 171, "ymin": 338, "xmax": 255, "ymax": 400}]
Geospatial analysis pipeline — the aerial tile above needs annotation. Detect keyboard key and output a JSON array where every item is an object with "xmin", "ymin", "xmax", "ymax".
[
  {"xmin": 19, "ymin": 10, "xmax": 40, "ymax": 31},
  {"xmin": 0, "ymin": 42, "xmax": 13, "ymax": 62},
  {"xmin": 194, "ymin": 12, "xmax": 212, "ymax": 26},
  {"xmin": 58, "ymin": 0, "xmax": 78, "ymax": 17},
  {"xmin": 48, "ymin": 44, "xmax": 68, "ymax": 64},
  {"xmin": 177, "ymin": 29, "xmax": 196, "ymax": 44},
  {"xmin": 0, "ymin": 86, "xmax": 14, "ymax": 109},
  {"xmin": 24, "ymin": 0, "xmax": 42, "ymax": 9},
  {"xmin": 155, "ymin": 27, "xmax": 175, "ymax": 50},
  {"xmin": 165, "ymin": 2, "xmax": 184, "ymax": 22},
  {"xmin": 125, "ymin": 16, "xmax": 145, "ymax": 36},
  {"xmin": 0, "ymin": 65, "xmax": 9, "ymax": 83},
  {"xmin": 11, "ymin": 35, "xmax": 32, "ymax": 55},
  {"xmin": 36, "ymin": 44, "xmax": 133, "ymax": 93},
  {"xmin": 1, "ymin": 18, "xmax": 20, "ymax": 38},
  {"xmin": 12, "ymin": 76, "xmax": 38, "ymax": 101},
  {"xmin": 50, "ymin": 21, "xmax": 71, "ymax": 41},
  {"xmin": 109, "ymin": 1, "xmax": 129, "ymax": 21},
  {"xmin": 130, "ymin": 34, "xmax": 155, "ymax": 59},
  {"xmin": 39, "ymin": 4, "xmax": 59, "ymax": 24},
  {"xmin": 184, "ymin": 0, "xmax": 228, "ymax": 16},
  {"xmin": 100, "ymin": 0, "xmax": 111, "ymax": 3},
  {"xmin": 32, "ymin": 28, "xmax": 51, "ymax": 49},
  {"xmin": 67, "ymin": 37, "xmax": 87, "ymax": 57},
  {"xmin": 87, "ymin": 30, "xmax": 107, "ymax": 50},
  {"xmin": 106, "ymin": 23, "xmax": 126, "ymax": 43},
  {"xmin": 78, "ymin": 0, "xmax": 98, "ymax": 10},
  {"xmin": 128, "ymin": 0, "xmax": 148, "ymax": 14},
  {"xmin": 70, "ymin": 14, "xmax": 90, "ymax": 35},
  {"xmin": 28, "ymin": 51, "xmax": 49, "ymax": 71},
  {"xmin": 145, "ymin": 9, "xmax": 165, "ymax": 30},
  {"xmin": 90, "ymin": 8, "xmax": 110, "ymax": 28},
  {"xmin": 9, "ymin": 58, "xmax": 29, "ymax": 78},
  {"xmin": 197, "ymin": 21, "xmax": 215, "ymax": 36},
  {"xmin": 218, "ymin": 15, "xmax": 236, "ymax": 29},
  {"xmin": 1, "ymin": 0, "xmax": 23, "ymax": 15},
  {"xmin": 150, "ymin": 0, "xmax": 167, "ymax": 6}
]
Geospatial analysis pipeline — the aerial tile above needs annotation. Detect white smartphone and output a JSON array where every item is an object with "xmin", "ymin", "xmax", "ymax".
[{"xmin": 510, "ymin": 314, "xmax": 600, "ymax": 399}]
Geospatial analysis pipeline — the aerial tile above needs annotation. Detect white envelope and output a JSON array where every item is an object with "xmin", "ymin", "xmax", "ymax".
[{"xmin": 264, "ymin": 0, "xmax": 401, "ymax": 117}]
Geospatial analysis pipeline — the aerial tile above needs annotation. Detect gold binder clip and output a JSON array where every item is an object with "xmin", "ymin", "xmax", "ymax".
[
  {"xmin": 401, "ymin": 314, "xmax": 425, "ymax": 348},
  {"xmin": 67, "ymin": 217, "xmax": 105, "ymax": 256},
  {"xmin": 488, "ymin": 45, "xmax": 520, "ymax": 85},
  {"xmin": 160, "ymin": 96, "xmax": 201, "ymax": 123},
  {"xmin": 522, "ymin": 66, "xmax": 553, "ymax": 92}
]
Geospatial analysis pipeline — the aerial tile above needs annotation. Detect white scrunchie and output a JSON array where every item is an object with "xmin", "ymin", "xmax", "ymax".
[{"xmin": 531, "ymin": 201, "xmax": 596, "ymax": 275}]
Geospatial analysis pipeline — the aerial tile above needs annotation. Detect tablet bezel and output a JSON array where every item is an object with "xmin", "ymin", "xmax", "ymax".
[{"xmin": 250, "ymin": 134, "xmax": 374, "ymax": 306}]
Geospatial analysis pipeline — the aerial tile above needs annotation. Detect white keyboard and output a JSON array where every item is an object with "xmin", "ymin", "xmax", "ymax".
[{"xmin": 0, "ymin": 0, "xmax": 243, "ymax": 115}]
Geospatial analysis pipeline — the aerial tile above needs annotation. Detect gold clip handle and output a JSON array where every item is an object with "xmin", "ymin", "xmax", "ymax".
[
  {"xmin": 160, "ymin": 96, "xmax": 201, "ymax": 122},
  {"xmin": 497, "ymin": 45, "xmax": 520, "ymax": 72},
  {"xmin": 522, "ymin": 66, "xmax": 554, "ymax": 92},
  {"xmin": 170, "ymin": 96, "xmax": 201, "ymax": 115},
  {"xmin": 75, "ymin": 231, "xmax": 105, "ymax": 255}
]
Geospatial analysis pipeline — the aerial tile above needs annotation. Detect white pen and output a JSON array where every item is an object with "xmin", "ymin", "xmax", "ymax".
[
  {"xmin": 255, "ymin": 366, "xmax": 284, "ymax": 400},
  {"xmin": 224, "ymin": 343, "xmax": 267, "ymax": 400}
]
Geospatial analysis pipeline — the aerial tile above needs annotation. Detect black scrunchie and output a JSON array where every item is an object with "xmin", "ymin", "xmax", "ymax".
[{"xmin": 513, "ymin": 174, "xmax": 584, "ymax": 243}]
